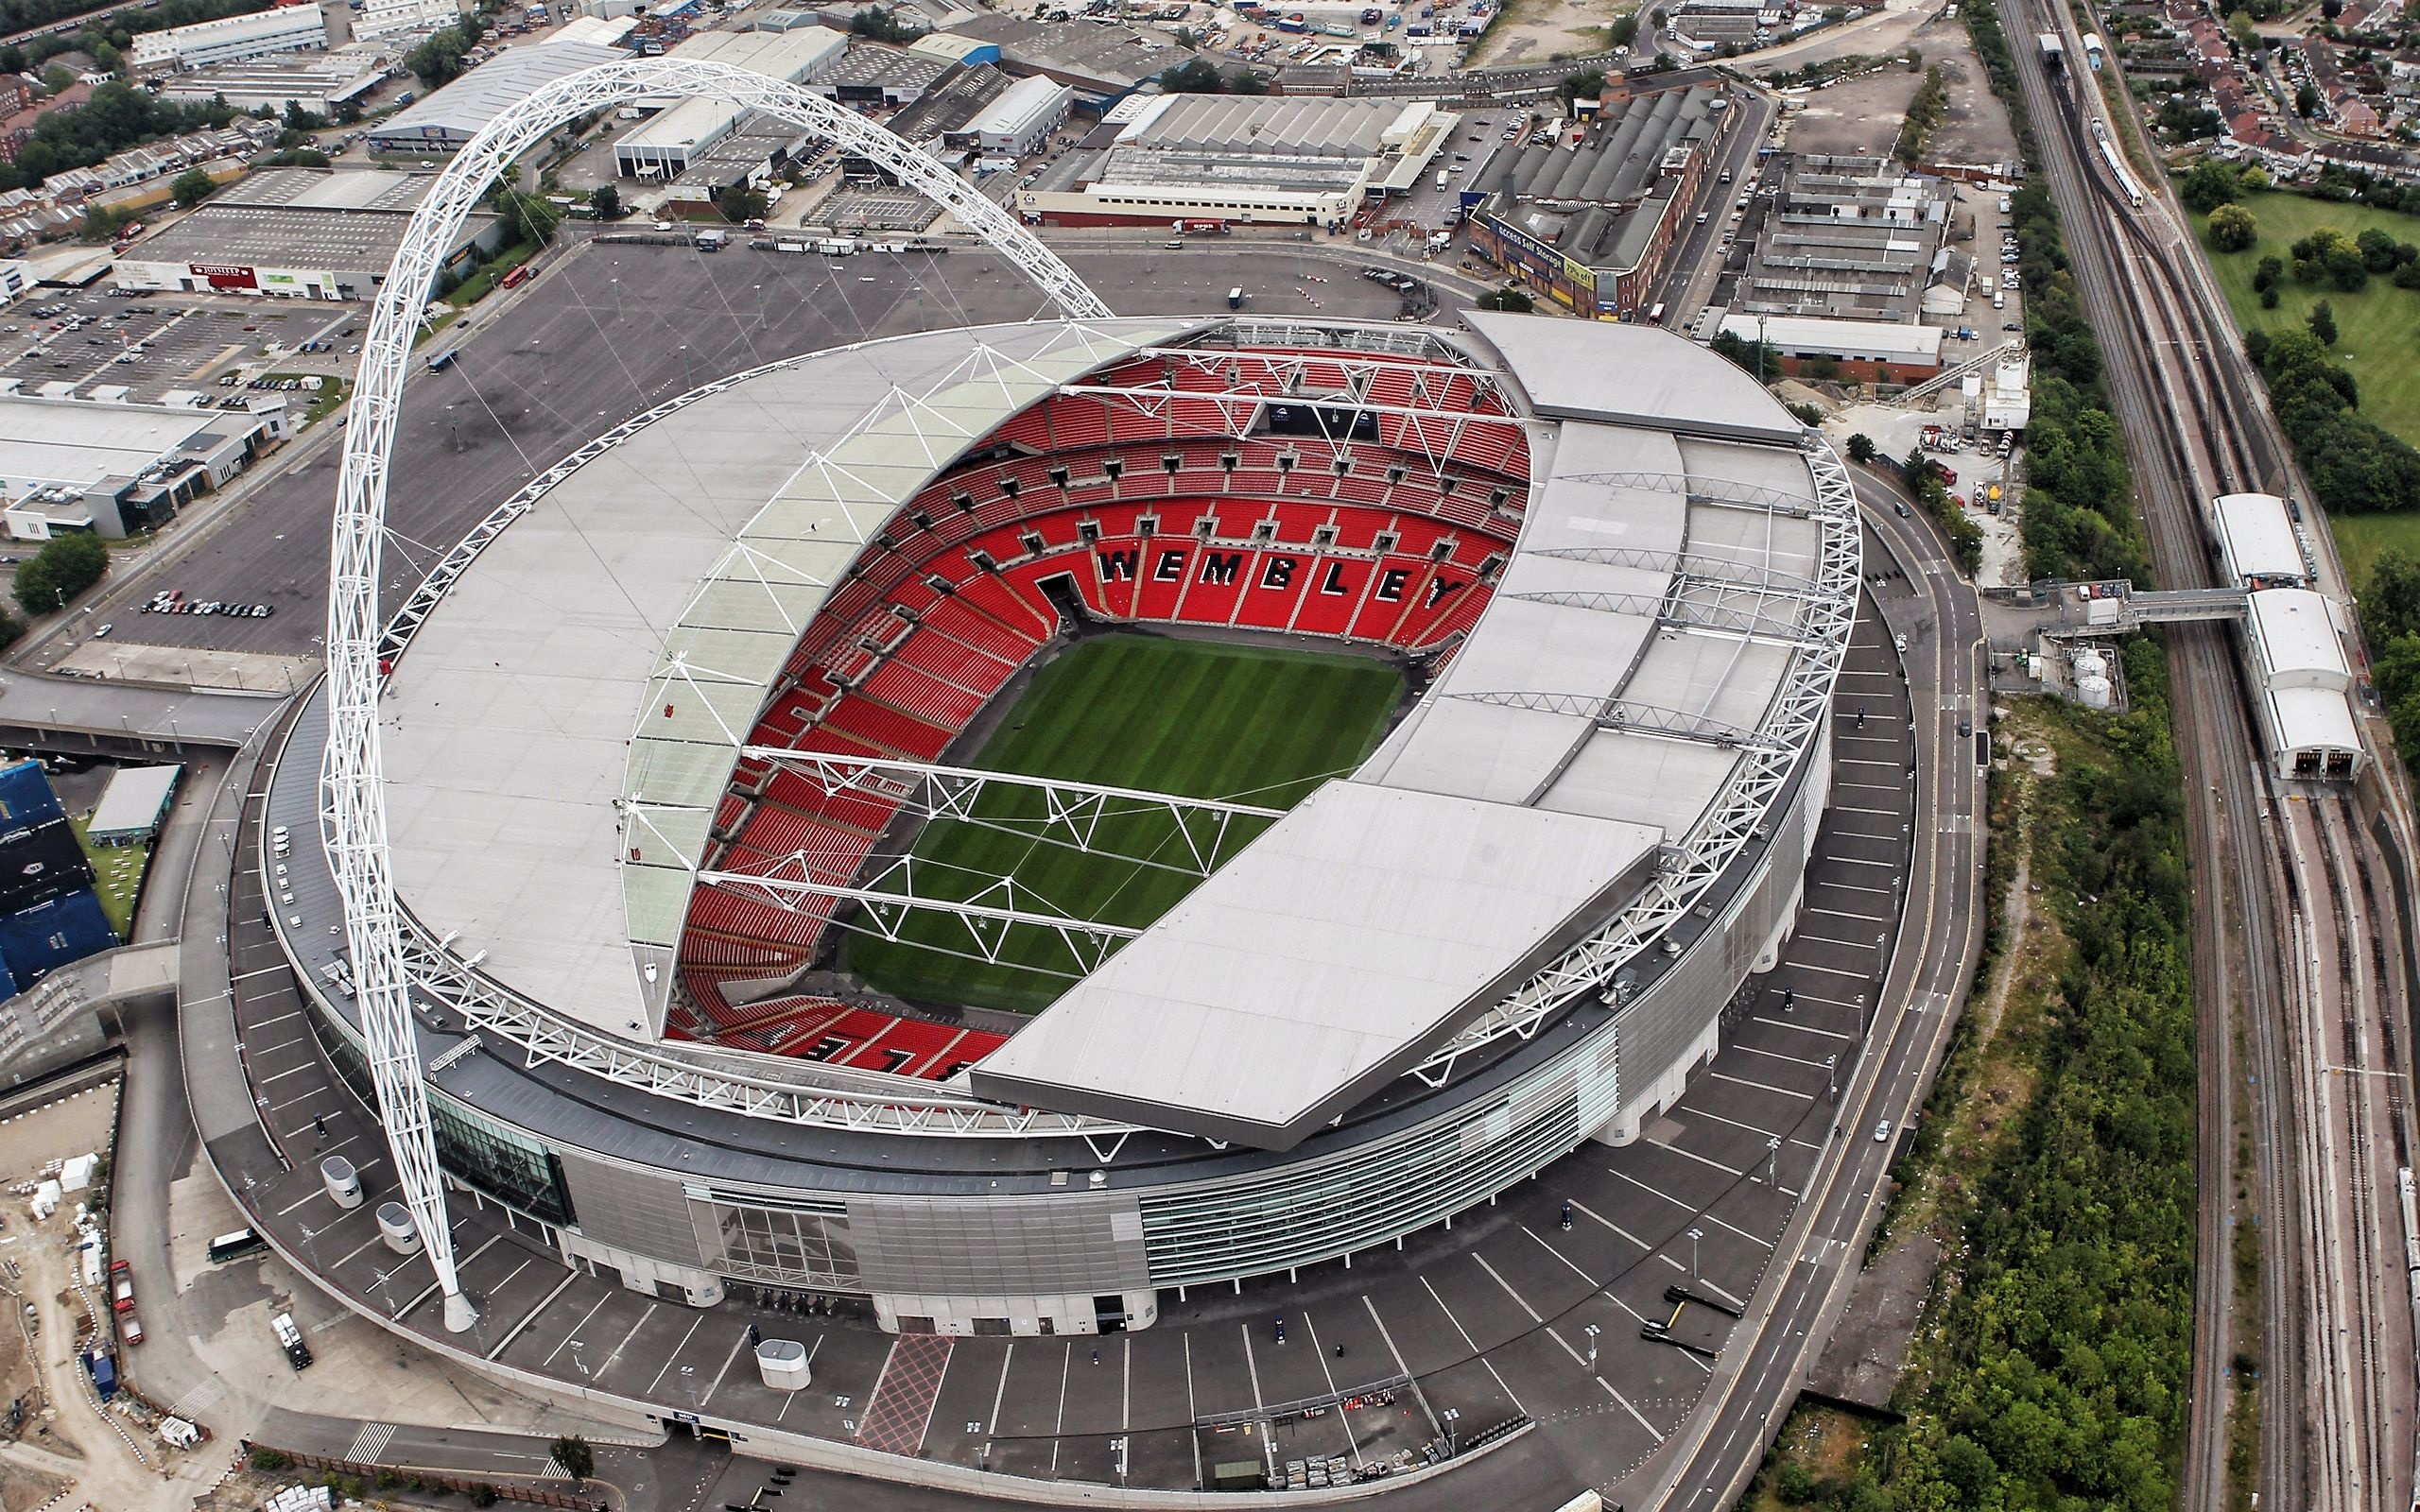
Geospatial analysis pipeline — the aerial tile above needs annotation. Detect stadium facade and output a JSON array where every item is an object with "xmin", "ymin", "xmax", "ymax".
[{"xmin": 264, "ymin": 309, "xmax": 1858, "ymax": 1340}]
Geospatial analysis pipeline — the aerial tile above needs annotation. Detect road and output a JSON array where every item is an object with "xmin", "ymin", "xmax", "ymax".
[
  {"xmin": 1997, "ymin": 5, "xmax": 2420, "ymax": 1509},
  {"xmin": 1617, "ymin": 480, "xmax": 1989, "ymax": 1512}
]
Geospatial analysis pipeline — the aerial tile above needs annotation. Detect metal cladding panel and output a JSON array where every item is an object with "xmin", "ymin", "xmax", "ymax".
[
  {"xmin": 0, "ymin": 762, "xmax": 65, "ymax": 830},
  {"xmin": 848, "ymin": 1191, "xmax": 1150, "ymax": 1297},
  {"xmin": 556, "ymin": 1151, "xmax": 711, "ymax": 1268},
  {"xmin": 0, "ymin": 888, "xmax": 115, "ymax": 988},
  {"xmin": 0, "ymin": 820, "xmax": 96, "ymax": 914}
]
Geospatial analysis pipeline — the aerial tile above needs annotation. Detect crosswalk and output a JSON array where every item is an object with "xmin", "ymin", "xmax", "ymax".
[
  {"xmin": 342, "ymin": 1420, "xmax": 396, "ymax": 1464},
  {"xmin": 165, "ymin": 1378, "xmax": 226, "ymax": 1419}
]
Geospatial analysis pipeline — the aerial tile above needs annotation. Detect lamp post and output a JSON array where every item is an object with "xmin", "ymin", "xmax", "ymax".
[
  {"xmin": 1825, "ymin": 1053, "xmax": 1838, "ymax": 1098},
  {"xmin": 1583, "ymin": 1323, "xmax": 1600, "ymax": 1373},
  {"xmin": 1766, "ymin": 1135, "xmax": 1782, "ymax": 1186},
  {"xmin": 567, "ymin": 1337, "xmax": 589, "ymax": 1379},
  {"xmin": 1687, "ymin": 1227, "xmax": 1703, "ymax": 1282},
  {"xmin": 1442, "ymin": 1407, "xmax": 1461, "ymax": 1457}
]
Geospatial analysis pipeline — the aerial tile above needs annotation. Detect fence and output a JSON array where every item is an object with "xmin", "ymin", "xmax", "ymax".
[{"xmin": 239, "ymin": 1442, "xmax": 605, "ymax": 1511}]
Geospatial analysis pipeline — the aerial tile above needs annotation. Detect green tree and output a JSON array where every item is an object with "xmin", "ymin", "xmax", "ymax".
[
  {"xmin": 1846, "ymin": 432, "xmax": 1877, "ymax": 463},
  {"xmin": 2296, "ymin": 79, "xmax": 2321, "ymax": 115},
  {"xmin": 2251, "ymin": 253, "xmax": 2283, "ymax": 290},
  {"xmin": 719, "ymin": 185, "xmax": 769, "ymax": 224},
  {"xmin": 848, "ymin": 6, "xmax": 924, "ymax": 41},
  {"xmin": 2207, "ymin": 201, "xmax": 2257, "ymax": 251},
  {"xmin": 12, "ymin": 532, "xmax": 107, "ymax": 616},
  {"xmin": 589, "ymin": 182, "xmax": 621, "ymax": 220},
  {"xmin": 169, "ymin": 166, "xmax": 216, "ymax": 206},
  {"xmin": 1608, "ymin": 12, "xmax": 1639, "ymax": 45},
  {"xmin": 2179, "ymin": 157, "xmax": 2243, "ymax": 212},
  {"xmin": 1226, "ymin": 66, "xmax": 1268, "ymax": 94},
  {"xmin": 1157, "ymin": 57, "xmax": 1225, "ymax": 93},
  {"xmin": 2308, "ymin": 298, "xmax": 2338, "ymax": 345},
  {"xmin": 1556, "ymin": 68, "xmax": 1606, "ymax": 103},
  {"xmin": 548, "ymin": 1435, "xmax": 594, "ymax": 1484},
  {"xmin": 2227, "ymin": 8, "xmax": 2256, "ymax": 43},
  {"xmin": 490, "ymin": 185, "xmax": 559, "ymax": 248}
]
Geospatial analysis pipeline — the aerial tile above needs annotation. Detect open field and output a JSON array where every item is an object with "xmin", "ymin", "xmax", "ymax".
[
  {"xmin": 2196, "ymin": 188, "xmax": 2420, "ymax": 589},
  {"xmin": 844, "ymin": 635, "xmax": 1404, "ymax": 1014}
]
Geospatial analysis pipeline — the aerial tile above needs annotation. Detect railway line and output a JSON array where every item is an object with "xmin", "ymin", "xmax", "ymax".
[{"xmin": 1996, "ymin": 2, "xmax": 2420, "ymax": 1509}]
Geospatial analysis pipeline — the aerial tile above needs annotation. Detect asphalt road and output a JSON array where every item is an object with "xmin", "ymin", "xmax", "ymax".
[{"xmin": 1628, "ymin": 481, "xmax": 1988, "ymax": 1512}]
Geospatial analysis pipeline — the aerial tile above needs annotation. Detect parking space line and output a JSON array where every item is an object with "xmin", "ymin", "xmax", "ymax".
[
  {"xmin": 1708, "ymin": 1069, "xmax": 1812, "ymax": 1100},
  {"xmin": 700, "ymin": 1326, "xmax": 751, "ymax": 1406},
  {"xmin": 1567, "ymin": 1198, "xmax": 1650, "ymax": 1254},
  {"xmin": 1641, "ymin": 1136, "xmax": 1746, "ymax": 1179},
  {"xmin": 335, "ymin": 1230, "xmax": 389, "ymax": 1275},
  {"xmin": 1470, "ymin": 1253, "xmax": 1540, "ymax": 1322},
  {"xmin": 1182, "ymin": 1333, "xmax": 1201, "ymax": 1486},
  {"xmin": 1696, "ymin": 1206, "xmax": 1775, "ymax": 1249},
  {"xmin": 775, "ymin": 1336, "xmax": 823, "ymax": 1424},
  {"xmin": 1591, "ymin": 1368, "xmax": 1668, "ymax": 1444},
  {"xmin": 1521, "ymin": 1225, "xmax": 1602, "ymax": 1294},
  {"xmin": 645, "ymin": 1314, "xmax": 707, "ymax": 1398},
  {"xmin": 1806, "ymin": 905, "xmax": 1890, "ymax": 923},
  {"xmin": 256, "ymin": 1064, "xmax": 317, "ymax": 1088},
  {"xmin": 1415, "ymin": 1276, "xmax": 1524, "ymax": 1415},
  {"xmin": 1298, "ymin": 1313, "xmax": 1363, "ymax": 1466},
  {"xmin": 1752, "ymin": 1014, "xmax": 1855, "ymax": 1040},
  {"xmin": 489, "ymin": 1270, "xmax": 578, "ymax": 1362},
  {"xmin": 1606, "ymin": 1168, "xmax": 1689, "ymax": 1211},
  {"xmin": 1736, "ymin": 1042, "xmax": 1836, "ymax": 1073},
  {"xmin": 542, "ymin": 1293, "xmax": 613, "ymax": 1366},
  {"xmin": 596, "ymin": 1301, "xmax": 658, "ymax": 1382},
  {"xmin": 1678, "ymin": 1103, "xmax": 1794, "ymax": 1146},
  {"xmin": 1240, "ymin": 1325, "xmax": 1266, "ymax": 1416},
  {"xmin": 1787, "ymin": 961, "xmax": 1879, "ymax": 982},
  {"xmin": 1359, "ymin": 1297, "xmax": 1442, "ymax": 1435}
]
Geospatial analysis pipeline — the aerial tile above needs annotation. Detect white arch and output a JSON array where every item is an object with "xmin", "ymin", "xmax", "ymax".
[{"xmin": 322, "ymin": 59, "xmax": 1111, "ymax": 1329}]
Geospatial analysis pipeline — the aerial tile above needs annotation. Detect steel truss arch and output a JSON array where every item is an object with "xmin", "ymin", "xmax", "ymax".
[{"xmin": 323, "ymin": 58, "xmax": 1111, "ymax": 1328}]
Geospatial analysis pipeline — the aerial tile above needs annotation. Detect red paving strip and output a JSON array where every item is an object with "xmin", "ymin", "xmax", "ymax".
[{"xmin": 854, "ymin": 1333, "xmax": 954, "ymax": 1456}]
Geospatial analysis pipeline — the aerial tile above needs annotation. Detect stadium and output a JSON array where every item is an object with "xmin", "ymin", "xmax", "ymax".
[{"xmin": 256, "ymin": 63, "xmax": 1861, "ymax": 1346}]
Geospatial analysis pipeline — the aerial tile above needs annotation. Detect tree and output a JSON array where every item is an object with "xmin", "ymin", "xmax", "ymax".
[
  {"xmin": 1557, "ymin": 68, "xmax": 1607, "ymax": 103},
  {"xmin": 12, "ymin": 532, "xmax": 107, "ymax": 616},
  {"xmin": 548, "ymin": 1435, "xmax": 594, "ymax": 1485},
  {"xmin": 1157, "ymin": 58, "xmax": 1225, "ymax": 94},
  {"xmin": 848, "ymin": 6, "xmax": 925, "ymax": 42},
  {"xmin": 2296, "ymin": 80, "xmax": 2321, "ymax": 116},
  {"xmin": 169, "ymin": 166, "xmax": 216, "ymax": 207},
  {"xmin": 490, "ymin": 183, "xmax": 559, "ymax": 248},
  {"xmin": 2180, "ymin": 158, "xmax": 2243, "ymax": 212},
  {"xmin": 589, "ymin": 182, "xmax": 621, "ymax": 221},
  {"xmin": 2308, "ymin": 299, "xmax": 2338, "ymax": 345},
  {"xmin": 1226, "ymin": 67, "xmax": 1268, "ymax": 94},
  {"xmin": 2227, "ymin": 9, "xmax": 2256, "ymax": 44},
  {"xmin": 1846, "ymin": 432, "xmax": 1878, "ymax": 463},
  {"xmin": 2354, "ymin": 225, "xmax": 2402, "ymax": 271},
  {"xmin": 2252, "ymin": 253, "xmax": 2283, "ymax": 290},
  {"xmin": 719, "ymin": 185, "xmax": 769, "ymax": 225},
  {"xmin": 2207, "ymin": 201, "xmax": 2257, "ymax": 252},
  {"xmin": 1608, "ymin": 11, "xmax": 1639, "ymax": 45}
]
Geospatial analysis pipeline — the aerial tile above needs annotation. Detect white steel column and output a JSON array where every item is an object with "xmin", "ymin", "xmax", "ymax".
[{"xmin": 324, "ymin": 58, "xmax": 1109, "ymax": 1330}]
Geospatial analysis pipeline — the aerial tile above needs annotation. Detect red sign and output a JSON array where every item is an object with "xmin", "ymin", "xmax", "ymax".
[{"xmin": 188, "ymin": 263, "xmax": 257, "ymax": 290}]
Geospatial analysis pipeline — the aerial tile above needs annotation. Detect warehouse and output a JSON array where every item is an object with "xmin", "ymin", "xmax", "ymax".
[
  {"xmin": 1716, "ymin": 313, "xmax": 1945, "ymax": 380},
  {"xmin": 651, "ymin": 114, "xmax": 811, "ymax": 206},
  {"xmin": 804, "ymin": 41, "xmax": 951, "ymax": 111},
  {"xmin": 367, "ymin": 40, "xmax": 629, "ymax": 156},
  {"xmin": 1732, "ymin": 155, "xmax": 1955, "ymax": 322},
  {"xmin": 130, "ymin": 7, "xmax": 328, "ymax": 71},
  {"xmin": 111, "ymin": 168, "xmax": 503, "ymax": 301},
  {"xmin": 0, "ymin": 395, "xmax": 269, "ymax": 539},
  {"xmin": 1466, "ymin": 78, "xmax": 1733, "ymax": 318},
  {"xmin": 158, "ymin": 55, "xmax": 387, "ymax": 116},
  {"xmin": 938, "ymin": 13, "xmax": 1181, "ymax": 110},
  {"xmin": 614, "ymin": 27, "xmax": 850, "ymax": 177},
  {"xmin": 2244, "ymin": 588, "xmax": 2362, "ymax": 780},
  {"xmin": 1018, "ymin": 95, "xmax": 1455, "ymax": 229},
  {"xmin": 354, "ymin": 0, "xmax": 460, "ymax": 41},
  {"xmin": 889, "ymin": 62, "xmax": 1011, "ymax": 165},
  {"xmin": 963, "ymin": 74, "xmax": 1072, "ymax": 161}
]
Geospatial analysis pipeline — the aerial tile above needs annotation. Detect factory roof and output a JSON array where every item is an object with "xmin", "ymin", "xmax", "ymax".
[
  {"xmin": 1717, "ymin": 313, "xmax": 1945, "ymax": 363},
  {"xmin": 0, "ymin": 394, "xmax": 235, "ymax": 491},
  {"xmin": 124, "ymin": 199, "xmax": 498, "ymax": 271},
  {"xmin": 367, "ymin": 40, "xmax": 627, "ymax": 144}
]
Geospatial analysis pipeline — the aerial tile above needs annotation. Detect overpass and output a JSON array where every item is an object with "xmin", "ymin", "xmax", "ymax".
[
  {"xmin": 2031, "ymin": 581, "xmax": 2249, "ymax": 639},
  {"xmin": 0, "ymin": 671, "xmax": 284, "ymax": 755}
]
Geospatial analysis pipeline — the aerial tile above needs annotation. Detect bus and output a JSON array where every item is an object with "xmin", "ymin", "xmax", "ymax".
[
  {"xmin": 206, "ymin": 1228, "xmax": 268, "ymax": 1264},
  {"xmin": 499, "ymin": 265, "xmax": 532, "ymax": 290},
  {"xmin": 1647, "ymin": 301, "xmax": 1667, "ymax": 325}
]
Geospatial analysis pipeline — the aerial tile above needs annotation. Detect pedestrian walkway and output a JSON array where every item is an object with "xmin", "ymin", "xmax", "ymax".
[{"xmin": 854, "ymin": 1333, "xmax": 953, "ymax": 1456}]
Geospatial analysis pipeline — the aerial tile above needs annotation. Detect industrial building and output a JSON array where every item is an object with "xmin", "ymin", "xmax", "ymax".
[
  {"xmin": 157, "ymin": 55, "xmax": 387, "ymax": 116},
  {"xmin": 367, "ymin": 40, "xmax": 630, "ymax": 156},
  {"xmin": 87, "ymin": 765, "xmax": 182, "ymax": 847},
  {"xmin": 1979, "ymin": 352, "xmax": 2031, "ymax": 429},
  {"xmin": 1019, "ymin": 95, "xmax": 1456, "ymax": 229},
  {"xmin": 961, "ymin": 73, "xmax": 1071, "ymax": 161},
  {"xmin": 804, "ymin": 40, "xmax": 950, "ymax": 110},
  {"xmin": 649, "ymin": 113, "xmax": 811, "ymax": 206},
  {"xmin": 1466, "ymin": 78, "xmax": 1735, "ymax": 318},
  {"xmin": 886, "ymin": 62, "xmax": 1011, "ymax": 165},
  {"xmin": 353, "ymin": 0, "xmax": 461, "ymax": 41},
  {"xmin": 111, "ymin": 168, "xmax": 503, "ymax": 301},
  {"xmin": 938, "ymin": 13, "xmax": 1188, "ymax": 109},
  {"xmin": 130, "ymin": 7, "xmax": 329, "ymax": 71},
  {"xmin": 1716, "ymin": 313, "xmax": 1946, "ymax": 381},
  {"xmin": 259, "ymin": 307, "xmax": 1857, "ymax": 1336},
  {"xmin": 614, "ymin": 27, "xmax": 850, "ymax": 177},
  {"xmin": 1732, "ymin": 155, "xmax": 1955, "ymax": 322},
  {"xmin": 2210, "ymin": 490, "xmax": 2311, "ymax": 589},
  {"xmin": 0, "ymin": 392, "xmax": 268, "ymax": 539}
]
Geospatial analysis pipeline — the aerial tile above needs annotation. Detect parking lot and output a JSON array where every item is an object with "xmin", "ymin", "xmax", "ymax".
[{"xmin": 0, "ymin": 290, "xmax": 362, "ymax": 406}]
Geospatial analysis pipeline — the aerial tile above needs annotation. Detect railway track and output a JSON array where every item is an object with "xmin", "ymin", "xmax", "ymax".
[{"xmin": 1995, "ymin": 2, "xmax": 2420, "ymax": 1508}]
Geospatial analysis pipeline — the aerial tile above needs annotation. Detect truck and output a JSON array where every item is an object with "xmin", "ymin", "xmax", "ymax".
[
  {"xmin": 1227, "ymin": 286, "xmax": 1244, "ymax": 309},
  {"xmin": 1434, "ymin": 168, "xmax": 1448, "ymax": 189},
  {"xmin": 1275, "ymin": 10, "xmax": 1306, "ymax": 27},
  {"xmin": 271, "ymin": 1311, "xmax": 313, "ymax": 1371},
  {"xmin": 85, "ymin": 1349, "xmax": 116, "ymax": 1400},
  {"xmin": 695, "ymin": 228, "xmax": 728, "ymax": 251}
]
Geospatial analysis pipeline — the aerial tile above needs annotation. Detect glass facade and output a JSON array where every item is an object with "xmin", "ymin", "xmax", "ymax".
[
  {"xmin": 690, "ymin": 1191, "xmax": 861, "ymax": 1289},
  {"xmin": 306, "ymin": 1005, "xmax": 576, "ymax": 1227}
]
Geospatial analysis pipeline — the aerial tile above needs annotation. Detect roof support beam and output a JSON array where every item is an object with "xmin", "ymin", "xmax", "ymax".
[{"xmin": 1440, "ymin": 690, "xmax": 1782, "ymax": 749}]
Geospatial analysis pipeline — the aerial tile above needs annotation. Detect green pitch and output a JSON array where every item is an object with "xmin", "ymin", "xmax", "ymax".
[{"xmin": 842, "ymin": 635, "xmax": 1406, "ymax": 1014}]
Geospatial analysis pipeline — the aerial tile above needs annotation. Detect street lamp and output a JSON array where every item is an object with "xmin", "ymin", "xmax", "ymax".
[
  {"xmin": 1687, "ymin": 1227, "xmax": 1703, "ymax": 1282},
  {"xmin": 567, "ymin": 1337, "xmax": 589, "ymax": 1379},
  {"xmin": 1442, "ymin": 1407, "xmax": 1461, "ymax": 1456},
  {"xmin": 1766, "ymin": 1135, "xmax": 1782, "ymax": 1186},
  {"xmin": 1825, "ymin": 1053, "xmax": 1838, "ymax": 1098},
  {"xmin": 1583, "ymin": 1323, "xmax": 1600, "ymax": 1373}
]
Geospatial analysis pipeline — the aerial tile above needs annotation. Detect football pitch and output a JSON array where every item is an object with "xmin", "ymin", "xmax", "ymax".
[{"xmin": 843, "ymin": 635, "xmax": 1407, "ymax": 1014}]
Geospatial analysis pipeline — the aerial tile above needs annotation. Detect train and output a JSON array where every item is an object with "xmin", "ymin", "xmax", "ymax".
[{"xmin": 2089, "ymin": 118, "xmax": 2146, "ymax": 209}]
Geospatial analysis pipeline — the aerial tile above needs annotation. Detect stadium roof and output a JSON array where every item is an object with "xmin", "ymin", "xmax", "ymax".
[
  {"xmin": 383, "ymin": 318, "xmax": 1192, "ymax": 1037},
  {"xmin": 975, "ymin": 317, "xmax": 1849, "ymax": 1144}
]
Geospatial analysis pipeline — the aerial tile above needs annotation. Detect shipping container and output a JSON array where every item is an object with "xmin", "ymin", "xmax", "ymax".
[{"xmin": 85, "ymin": 1350, "xmax": 115, "ymax": 1400}]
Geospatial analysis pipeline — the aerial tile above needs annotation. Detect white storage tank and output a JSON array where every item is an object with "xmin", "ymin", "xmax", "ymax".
[
  {"xmin": 320, "ymin": 1156, "xmax": 363, "ymax": 1211},
  {"xmin": 755, "ymin": 1337, "xmax": 812, "ymax": 1391},
  {"xmin": 376, "ymin": 1201, "xmax": 422, "ymax": 1255},
  {"xmin": 2076, "ymin": 668, "xmax": 2113, "ymax": 710}
]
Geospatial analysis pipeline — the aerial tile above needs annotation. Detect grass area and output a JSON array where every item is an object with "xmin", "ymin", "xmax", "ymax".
[
  {"xmin": 443, "ymin": 241, "xmax": 540, "ymax": 309},
  {"xmin": 67, "ymin": 813, "xmax": 147, "ymax": 940},
  {"xmin": 255, "ymin": 372, "xmax": 351, "ymax": 425},
  {"xmin": 2322, "ymin": 511, "xmax": 2420, "ymax": 599},
  {"xmin": 842, "ymin": 635, "xmax": 1405, "ymax": 1014},
  {"xmin": 2196, "ymin": 188, "xmax": 2420, "ymax": 451}
]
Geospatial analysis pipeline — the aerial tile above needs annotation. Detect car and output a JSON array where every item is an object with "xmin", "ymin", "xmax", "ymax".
[
  {"xmin": 1958, "ymin": 718, "xmax": 1973, "ymax": 738},
  {"xmin": 93, "ymin": 624, "xmax": 111, "ymax": 638},
  {"xmin": 2002, "ymin": 320, "xmax": 2020, "ymax": 331},
  {"xmin": 1874, "ymin": 1120, "xmax": 1892, "ymax": 1143},
  {"xmin": 1893, "ymin": 502, "xmax": 1910, "ymax": 517}
]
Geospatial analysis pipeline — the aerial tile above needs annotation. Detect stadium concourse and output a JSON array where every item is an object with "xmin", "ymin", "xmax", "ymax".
[{"xmin": 214, "ymin": 307, "xmax": 1922, "ymax": 1498}]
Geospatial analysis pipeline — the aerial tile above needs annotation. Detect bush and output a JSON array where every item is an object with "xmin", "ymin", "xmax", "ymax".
[
  {"xmin": 470, "ymin": 1485, "xmax": 500, "ymax": 1507},
  {"xmin": 2208, "ymin": 201, "xmax": 2257, "ymax": 251},
  {"xmin": 251, "ymin": 1448, "xmax": 292, "ymax": 1471}
]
